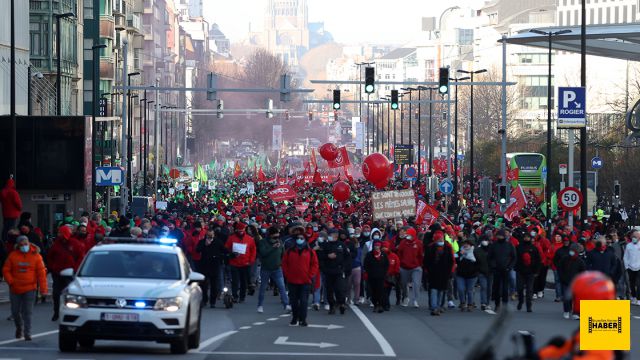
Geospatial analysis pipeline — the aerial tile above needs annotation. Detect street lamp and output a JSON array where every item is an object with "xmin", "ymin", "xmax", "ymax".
[
  {"xmin": 401, "ymin": 87, "xmax": 417, "ymax": 148},
  {"xmin": 91, "ymin": 43, "xmax": 107, "ymax": 211},
  {"xmin": 55, "ymin": 12, "xmax": 75, "ymax": 115},
  {"xmin": 145, "ymin": 100, "xmax": 155, "ymax": 196},
  {"xmin": 457, "ymin": 68, "xmax": 487, "ymax": 203},
  {"xmin": 530, "ymin": 28, "xmax": 571, "ymax": 230},
  {"xmin": 449, "ymin": 75, "xmax": 469, "ymax": 203}
]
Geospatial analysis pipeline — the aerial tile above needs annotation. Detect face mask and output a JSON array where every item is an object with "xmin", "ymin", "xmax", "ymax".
[
  {"xmin": 142, "ymin": 229, "xmax": 149, "ymax": 235},
  {"xmin": 530, "ymin": 232, "xmax": 536, "ymax": 237},
  {"xmin": 406, "ymin": 236, "xmax": 413, "ymax": 241},
  {"xmin": 19, "ymin": 244, "xmax": 29, "ymax": 253},
  {"xmin": 436, "ymin": 241, "xmax": 445, "ymax": 246},
  {"xmin": 363, "ymin": 232, "xmax": 370, "ymax": 237},
  {"xmin": 348, "ymin": 228, "xmax": 355, "ymax": 234},
  {"xmin": 481, "ymin": 240, "xmax": 489, "ymax": 246},
  {"xmin": 373, "ymin": 235, "xmax": 380, "ymax": 240},
  {"xmin": 327, "ymin": 236, "xmax": 334, "ymax": 242},
  {"xmin": 633, "ymin": 238, "xmax": 639, "ymax": 244},
  {"xmin": 261, "ymin": 229, "xmax": 267, "ymax": 234},
  {"xmin": 296, "ymin": 238, "xmax": 305, "ymax": 246},
  {"xmin": 317, "ymin": 237, "xmax": 325, "ymax": 243},
  {"xmin": 313, "ymin": 227, "xmax": 318, "ymax": 232},
  {"xmin": 569, "ymin": 250, "xmax": 576, "ymax": 256}
]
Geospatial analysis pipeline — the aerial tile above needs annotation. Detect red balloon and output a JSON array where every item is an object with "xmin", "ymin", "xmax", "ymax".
[
  {"xmin": 319, "ymin": 143, "xmax": 339, "ymax": 161},
  {"xmin": 374, "ymin": 177, "xmax": 389, "ymax": 190},
  {"xmin": 332, "ymin": 181, "xmax": 351, "ymax": 202},
  {"xmin": 362, "ymin": 153, "xmax": 391, "ymax": 185}
]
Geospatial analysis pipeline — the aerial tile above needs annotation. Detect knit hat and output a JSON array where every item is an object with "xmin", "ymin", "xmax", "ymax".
[
  {"xmin": 406, "ymin": 228, "xmax": 417, "ymax": 240},
  {"xmin": 433, "ymin": 230, "xmax": 444, "ymax": 242},
  {"xmin": 59, "ymin": 226, "xmax": 72, "ymax": 240},
  {"xmin": 16, "ymin": 235, "xmax": 29, "ymax": 244},
  {"xmin": 234, "ymin": 222, "xmax": 247, "ymax": 231},
  {"xmin": 382, "ymin": 241, "xmax": 391, "ymax": 249}
]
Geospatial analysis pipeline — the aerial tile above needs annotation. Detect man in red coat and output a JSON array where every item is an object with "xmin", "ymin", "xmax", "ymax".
[
  {"xmin": 282, "ymin": 236, "xmax": 318, "ymax": 326},
  {"xmin": 47, "ymin": 226, "xmax": 84, "ymax": 321},
  {"xmin": 397, "ymin": 227, "xmax": 424, "ymax": 307},
  {"xmin": 224, "ymin": 222, "xmax": 256, "ymax": 303},
  {"xmin": 1, "ymin": 177, "xmax": 22, "ymax": 243}
]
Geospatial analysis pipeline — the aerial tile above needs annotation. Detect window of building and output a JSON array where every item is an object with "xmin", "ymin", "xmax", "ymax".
[
  {"xmin": 590, "ymin": 8, "xmax": 595, "ymax": 24},
  {"xmin": 456, "ymin": 29, "xmax": 473, "ymax": 46}
]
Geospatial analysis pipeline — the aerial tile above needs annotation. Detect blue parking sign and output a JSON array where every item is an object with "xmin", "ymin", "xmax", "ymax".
[
  {"xmin": 591, "ymin": 156, "xmax": 603, "ymax": 169},
  {"xmin": 557, "ymin": 87, "xmax": 586, "ymax": 129}
]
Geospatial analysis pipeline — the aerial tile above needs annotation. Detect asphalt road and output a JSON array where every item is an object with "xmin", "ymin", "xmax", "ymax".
[{"xmin": 0, "ymin": 288, "xmax": 637, "ymax": 360}]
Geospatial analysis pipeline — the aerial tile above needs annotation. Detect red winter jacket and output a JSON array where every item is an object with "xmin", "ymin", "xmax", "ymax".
[
  {"xmin": 282, "ymin": 246, "xmax": 319, "ymax": 285},
  {"xmin": 0, "ymin": 178, "xmax": 22, "ymax": 219},
  {"xmin": 534, "ymin": 236, "xmax": 552, "ymax": 266},
  {"xmin": 47, "ymin": 238, "xmax": 85, "ymax": 274},
  {"xmin": 225, "ymin": 233, "xmax": 256, "ymax": 267},
  {"xmin": 548, "ymin": 241, "xmax": 565, "ymax": 270},
  {"xmin": 386, "ymin": 251, "xmax": 400, "ymax": 276},
  {"xmin": 397, "ymin": 239, "xmax": 424, "ymax": 270},
  {"xmin": 185, "ymin": 230, "xmax": 205, "ymax": 261}
]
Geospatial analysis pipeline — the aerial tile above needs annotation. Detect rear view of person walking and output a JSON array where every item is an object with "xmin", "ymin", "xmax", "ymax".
[
  {"xmin": 1, "ymin": 176, "xmax": 22, "ymax": 243},
  {"xmin": 3, "ymin": 235, "xmax": 48, "ymax": 341}
]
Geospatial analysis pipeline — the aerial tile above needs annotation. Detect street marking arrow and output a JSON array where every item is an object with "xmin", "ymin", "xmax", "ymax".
[
  {"xmin": 307, "ymin": 324, "xmax": 344, "ymax": 330},
  {"xmin": 274, "ymin": 336, "xmax": 338, "ymax": 348}
]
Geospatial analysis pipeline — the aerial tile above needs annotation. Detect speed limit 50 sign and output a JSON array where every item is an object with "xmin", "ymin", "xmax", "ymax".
[{"xmin": 558, "ymin": 187, "xmax": 583, "ymax": 211}]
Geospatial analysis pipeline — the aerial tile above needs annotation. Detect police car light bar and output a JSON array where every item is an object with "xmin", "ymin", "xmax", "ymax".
[{"xmin": 99, "ymin": 237, "xmax": 178, "ymax": 246}]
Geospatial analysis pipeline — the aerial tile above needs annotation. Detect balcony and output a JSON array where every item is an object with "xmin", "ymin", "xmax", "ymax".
[
  {"xmin": 100, "ymin": 15, "xmax": 115, "ymax": 39},
  {"xmin": 127, "ymin": 13, "xmax": 142, "ymax": 34},
  {"xmin": 99, "ymin": 56, "xmax": 115, "ymax": 80},
  {"xmin": 115, "ymin": 15, "xmax": 126, "ymax": 31},
  {"xmin": 113, "ymin": 0, "xmax": 125, "ymax": 16}
]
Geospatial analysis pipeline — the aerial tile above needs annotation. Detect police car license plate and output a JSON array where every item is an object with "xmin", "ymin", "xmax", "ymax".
[{"xmin": 102, "ymin": 313, "xmax": 139, "ymax": 322}]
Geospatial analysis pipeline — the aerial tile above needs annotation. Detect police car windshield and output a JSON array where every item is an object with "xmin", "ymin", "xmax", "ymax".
[{"xmin": 78, "ymin": 251, "xmax": 181, "ymax": 280}]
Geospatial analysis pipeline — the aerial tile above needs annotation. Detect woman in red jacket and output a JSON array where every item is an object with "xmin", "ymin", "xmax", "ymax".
[
  {"xmin": 282, "ymin": 236, "xmax": 318, "ymax": 327},
  {"xmin": 397, "ymin": 228, "xmax": 424, "ymax": 307},
  {"xmin": 382, "ymin": 241, "xmax": 400, "ymax": 311},
  {"xmin": 224, "ymin": 222, "xmax": 256, "ymax": 303}
]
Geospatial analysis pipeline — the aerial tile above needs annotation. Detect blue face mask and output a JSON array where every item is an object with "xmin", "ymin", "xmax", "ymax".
[
  {"xmin": 436, "ymin": 241, "xmax": 445, "ymax": 246},
  {"xmin": 20, "ymin": 245, "xmax": 29, "ymax": 253},
  {"xmin": 296, "ymin": 238, "xmax": 305, "ymax": 246},
  {"xmin": 569, "ymin": 250, "xmax": 576, "ymax": 256}
]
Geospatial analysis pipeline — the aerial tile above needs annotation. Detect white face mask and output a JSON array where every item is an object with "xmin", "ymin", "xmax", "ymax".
[
  {"xmin": 530, "ymin": 232, "xmax": 536, "ymax": 237},
  {"xmin": 481, "ymin": 240, "xmax": 489, "ymax": 246}
]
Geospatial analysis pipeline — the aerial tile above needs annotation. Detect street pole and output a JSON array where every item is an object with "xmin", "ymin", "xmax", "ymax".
[
  {"xmin": 580, "ymin": 0, "xmax": 588, "ymax": 225},
  {"xmin": 140, "ymin": 93, "xmax": 146, "ymax": 185},
  {"xmin": 119, "ymin": 40, "xmax": 129, "ymax": 216},
  {"xmin": 417, "ymin": 88, "xmax": 422, "ymax": 186},
  {"xmin": 10, "ymin": 0, "xmax": 16, "ymax": 180},
  {"xmin": 367, "ymin": 94, "xmax": 370, "ymax": 155},
  {"xmin": 501, "ymin": 35, "xmax": 508, "ymax": 196},
  {"xmin": 429, "ymin": 88, "xmax": 433, "ymax": 177},
  {"xmin": 547, "ymin": 32, "xmax": 552, "ymax": 230},
  {"xmin": 27, "ymin": 66, "xmax": 32, "ymax": 115},
  {"xmin": 144, "ymin": 100, "xmax": 153, "ymax": 196},
  {"xmin": 154, "ymin": 79, "xmax": 160, "ymax": 194},
  {"xmin": 386, "ymin": 99, "xmax": 390, "ymax": 158},
  {"xmin": 92, "ymin": 44, "xmax": 106, "ymax": 211}
]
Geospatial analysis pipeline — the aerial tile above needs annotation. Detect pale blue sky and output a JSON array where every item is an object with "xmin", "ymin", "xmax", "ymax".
[{"xmin": 203, "ymin": 0, "xmax": 483, "ymax": 45}]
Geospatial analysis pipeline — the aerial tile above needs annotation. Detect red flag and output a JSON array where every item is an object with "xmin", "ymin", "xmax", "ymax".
[
  {"xmin": 303, "ymin": 162, "xmax": 310, "ymax": 177},
  {"xmin": 267, "ymin": 185, "xmax": 297, "ymax": 202},
  {"xmin": 328, "ymin": 147, "xmax": 351, "ymax": 168},
  {"xmin": 313, "ymin": 169, "xmax": 323, "ymax": 186},
  {"xmin": 416, "ymin": 200, "xmax": 440, "ymax": 226},
  {"xmin": 233, "ymin": 162, "xmax": 242, "ymax": 178},
  {"xmin": 258, "ymin": 166, "xmax": 267, "ymax": 182},
  {"xmin": 503, "ymin": 185, "xmax": 527, "ymax": 221},
  {"xmin": 506, "ymin": 167, "xmax": 520, "ymax": 181}
]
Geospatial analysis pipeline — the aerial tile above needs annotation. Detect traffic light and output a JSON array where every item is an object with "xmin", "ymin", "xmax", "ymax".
[
  {"xmin": 216, "ymin": 99, "xmax": 224, "ymax": 119},
  {"xmin": 333, "ymin": 90, "xmax": 341, "ymax": 110},
  {"xmin": 438, "ymin": 67, "xmax": 450, "ymax": 95},
  {"xmin": 207, "ymin": 73, "xmax": 217, "ymax": 101},
  {"xmin": 390, "ymin": 90, "xmax": 399, "ymax": 110},
  {"xmin": 614, "ymin": 183, "xmax": 621, "ymax": 199},
  {"xmin": 365, "ymin": 67, "xmax": 375, "ymax": 94},
  {"xmin": 498, "ymin": 184, "xmax": 508, "ymax": 205}
]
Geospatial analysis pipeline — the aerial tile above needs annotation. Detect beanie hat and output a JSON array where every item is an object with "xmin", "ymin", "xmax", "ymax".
[
  {"xmin": 406, "ymin": 228, "xmax": 417, "ymax": 240},
  {"xmin": 59, "ymin": 226, "xmax": 72, "ymax": 240},
  {"xmin": 234, "ymin": 222, "xmax": 247, "ymax": 231},
  {"xmin": 433, "ymin": 230, "xmax": 444, "ymax": 242}
]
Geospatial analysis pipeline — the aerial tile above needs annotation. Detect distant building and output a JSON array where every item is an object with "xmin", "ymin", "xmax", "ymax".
[
  {"xmin": 210, "ymin": 24, "xmax": 231, "ymax": 56},
  {"xmin": 0, "ymin": 0, "xmax": 29, "ymax": 115},
  {"xmin": 309, "ymin": 22, "xmax": 334, "ymax": 49}
]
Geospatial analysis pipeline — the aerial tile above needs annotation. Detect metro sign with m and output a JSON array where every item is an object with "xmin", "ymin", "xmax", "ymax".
[
  {"xmin": 96, "ymin": 167, "xmax": 124, "ymax": 186},
  {"xmin": 557, "ymin": 87, "xmax": 586, "ymax": 129}
]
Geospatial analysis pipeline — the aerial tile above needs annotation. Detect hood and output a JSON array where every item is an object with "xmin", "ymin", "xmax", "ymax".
[
  {"xmin": 67, "ymin": 277, "xmax": 184, "ymax": 299},
  {"xmin": 4, "ymin": 178, "xmax": 15, "ymax": 189},
  {"xmin": 370, "ymin": 228, "xmax": 382, "ymax": 241}
]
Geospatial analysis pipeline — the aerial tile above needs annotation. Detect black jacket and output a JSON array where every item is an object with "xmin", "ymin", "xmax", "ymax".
[
  {"xmin": 553, "ymin": 245, "xmax": 572, "ymax": 270},
  {"xmin": 474, "ymin": 245, "xmax": 490, "ymax": 276},
  {"xmin": 456, "ymin": 256, "xmax": 479, "ymax": 279},
  {"xmin": 586, "ymin": 247, "xmax": 617, "ymax": 278},
  {"xmin": 515, "ymin": 241, "xmax": 542, "ymax": 275},
  {"xmin": 488, "ymin": 240, "xmax": 516, "ymax": 272},
  {"xmin": 195, "ymin": 236, "xmax": 227, "ymax": 270},
  {"xmin": 318, "ymin": 240, "xmax": 351, "ymax": 275},
  {"xmin": 363, "ymin": 252, "xmax": 389, "ymax": 280},
  {"xmin": 559, "ymin": 255, "xmax": 586, "ymax": 285}
]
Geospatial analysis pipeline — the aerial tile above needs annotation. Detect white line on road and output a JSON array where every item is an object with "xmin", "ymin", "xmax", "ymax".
[
  {"xmin": 196, "ymin": 350, "xmax": 390, "ymax": 357},
  {"xmin": 267, "ymin": 318, "xmax": 279, "ymax": 321},
  {"xmin": 633, "ymin": 316, "xmax": 640, "ymax": 319},
  {"xmin": 253, "ymin": 322, "xmax": 266, "ymax": 325},
  {"xmin": 198, "ymin": 330, "xmax": 238, "ymax": 351},
  {"xmin": 0, "ymin": 330, "xmax": 58, "ymax": 346},
  {"xmin": 349, "ymin": 305, "xmax": 396, "ymax": 357},
  {"xmin": 239, "ymin": 326, "xmax": 251, "ymax": 330},
  {"xmin": 307, "ymin": 324, "xmax": 344, "ymax": 330},
  {"xmin": 279, "ymin": 314, "xmax": 290, "ymax": 317},
  {"xmin": 274, "ymin": 336, "xmax": 337, "ymax": 348}
]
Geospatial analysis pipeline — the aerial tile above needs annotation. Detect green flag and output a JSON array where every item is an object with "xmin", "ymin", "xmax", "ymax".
[{"xmin": 551, "ymin": 192, "xmax": 558, "ymax": 216}]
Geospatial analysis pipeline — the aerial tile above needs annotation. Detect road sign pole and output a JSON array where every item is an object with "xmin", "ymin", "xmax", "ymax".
[{"xmin": 568, "ymin": 129, "xmax": 575, "ymax": 228}]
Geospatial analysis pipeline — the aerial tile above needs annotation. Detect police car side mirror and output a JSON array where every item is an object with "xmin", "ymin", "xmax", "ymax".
[
  {"xmin": 188, "ymin": 272, "xmax": 205, "ymax": 283},
  {"xmin": 60, "ymin": 268, "xmax": 75, "ymax": 277}
]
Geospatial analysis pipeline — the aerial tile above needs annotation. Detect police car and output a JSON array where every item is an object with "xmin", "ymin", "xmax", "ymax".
[{"xmin": 58, "ymin": 238, "xmax": 204, "ymax": 354}]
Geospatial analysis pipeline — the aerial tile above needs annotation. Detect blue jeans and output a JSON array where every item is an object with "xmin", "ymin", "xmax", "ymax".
[
  {"xmin": 312, "ymin": 274, "xmax": 322, "ymax": 304},
  {"xmin": 429, "ymin": 288, "xmax": 445, "ymax": 311},
  {"xmin": 478, "ymin": 273, "xmax": 492, "ymax": 305},
  {"xmin": 400, "ymin": 267, "xmax": 423, "ymax": 303},
  {"xmin": 553, "ymin": 270, "xmax": 563, "ymax": 299},
  {"xmin": 456, "ymin": 276, "xmax": 477, "ymax": 305},
  {"xmin": 509, "ymin": 269, "xmax": 516, "ymax": 294},
  {"xmin": 258, "ymin": 268, "xmax": 288, "ymax": 307}
]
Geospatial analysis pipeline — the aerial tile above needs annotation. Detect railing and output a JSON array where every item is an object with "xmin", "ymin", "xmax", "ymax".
[{"xmin": 127, "ymin": 13, "xmax": 142, "ymax": 33}]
